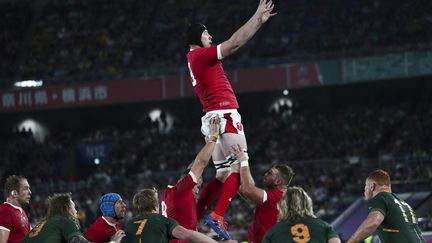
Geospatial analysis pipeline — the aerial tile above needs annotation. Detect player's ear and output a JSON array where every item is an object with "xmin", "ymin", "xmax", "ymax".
[{"xmin": 11, "ymin": 190, "xmax": 18, "ymax": 196}]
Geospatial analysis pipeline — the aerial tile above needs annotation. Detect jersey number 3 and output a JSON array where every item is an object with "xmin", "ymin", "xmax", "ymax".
[
  {"xmin": 187, "ymin": 62, "xmax": 197, "ymax": 87},
  {"xmin": 290, "ymin": 224, "xmax": 311, "ymax": 243}
]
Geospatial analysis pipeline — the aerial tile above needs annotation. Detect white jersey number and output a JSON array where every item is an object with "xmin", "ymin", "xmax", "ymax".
[
  {"xmin": 161, "ymin": 201, "xmax": 168, "ymax": 217},
  {"xmin": 187, "ymin": 62, "xmax": 197, "ymax": 87},
  {"xmin": 394, "ymin": 198, "xmax": 417, "ymax": 223}
]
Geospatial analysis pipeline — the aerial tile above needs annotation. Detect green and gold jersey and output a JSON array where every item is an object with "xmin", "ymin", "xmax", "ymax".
[
  {"xmin": 24, "ymin": 216, "xmax": 81, "ymax": 243},
  {"xmin": 262, "ymin": 216, "xmax": 339, "ymax": 243},
  {"xmin": 121, "ymin": 213, "xmax": 179, "ymax": 243},
  {"xmin": 368, "ymin": 192, "xmax": 425, "ymax": 243}
]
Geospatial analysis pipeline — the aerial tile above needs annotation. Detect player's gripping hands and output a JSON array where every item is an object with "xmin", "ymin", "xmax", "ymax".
[
  {"xmin": 207, "ymin": 116, "xmax": 221, "ymax": 143},
  {"xmin": 231, "ymin": 144, "xmax": 249, "ymax": 167},
  {"xmin": 108, "ymin": 230, "xmax": 126, "ymax": 243}
]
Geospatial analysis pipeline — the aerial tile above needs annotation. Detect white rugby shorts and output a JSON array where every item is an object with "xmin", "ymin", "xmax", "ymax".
[{"xmin": 201, "ymin": 109, "xmax": 245, "ymax": 137}]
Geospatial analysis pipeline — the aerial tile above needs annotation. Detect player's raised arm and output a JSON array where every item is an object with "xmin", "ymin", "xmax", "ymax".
[
  {"xmin": 232, "ymin": 145, "xmax": 266, "ymax": 204},
  {"xmin": 219, "ymin": 0, "xmax": 276, "ymax": 59},
  {"xmin": 189, "ymin": 116, "xmax": 220, "ymax": 178}
]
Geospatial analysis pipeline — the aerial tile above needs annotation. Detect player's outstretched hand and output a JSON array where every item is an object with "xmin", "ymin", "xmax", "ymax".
[
  {"xmin": 209, "ymin": 116, "xmax": 221, "ymax": 137},
  {"xmin": 231, "ymin": 144, "xmax": 249, "ymax": 162},
  {"xmin": 111, "ymin": 230, "xmax": 126, "ymax": 243},
  {"xmin": 256, "ymin": 0, "xmax": 277, "ymax": 23}
]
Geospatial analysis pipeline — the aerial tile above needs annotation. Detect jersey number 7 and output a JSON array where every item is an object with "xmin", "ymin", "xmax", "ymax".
[{"xmin": 134, "ymin": 219, "xmax": 148, "ymax": 235}]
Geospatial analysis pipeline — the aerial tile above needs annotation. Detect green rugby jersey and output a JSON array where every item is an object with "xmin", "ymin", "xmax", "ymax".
[
  {"xmin": 24, "ymin": 216, "xmax": 81, "ymax": 243},
  {"xmin": 262, "ymin": 216, "xmax": 339, "ymax": 243},
  {"xmin": 121, "ymin": 213, "xmax": 179, "ymax": 243},
  {"xmin": 368, "ymin": 192, "xmax": 425, "ymax": 243}
]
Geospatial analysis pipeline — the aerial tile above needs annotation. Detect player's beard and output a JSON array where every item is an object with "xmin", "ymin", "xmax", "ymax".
[
  {"xmin": 263, "ymin": 177, "xmax": 272, "ymax": 188},
  {"xmin": 18, "ymin": 197, "xmax": 30, "ymax": 210},
  {"xmin": 117, "ymin": 211, "xmax": 126, "ymax": 219},
  {"xmin": 21, "ymin": 202, "xmax": 31, "ymax": 212}
]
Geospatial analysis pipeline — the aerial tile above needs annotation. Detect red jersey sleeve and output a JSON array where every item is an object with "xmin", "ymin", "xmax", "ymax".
[
  {"xmin": 0, "ymin": 205, "xmax": 13, "ymax": 230},
  {"xmin": 84, "ymin": 217, "xmax": 117, "ymax": 243},
  {"xmin": 175, "ymin": 172, "xmax": 197, "ymax": 196},
  {"xmin": 84, "ymin": 226, "xmax": 109, "ymax": 243},
  {"xmin": 194, "ymin": 45, "xmax": 218, "ymax": 65},
  {"xmin": 263, "ymin": 189, "xmax": 283, "ymax": 205}
]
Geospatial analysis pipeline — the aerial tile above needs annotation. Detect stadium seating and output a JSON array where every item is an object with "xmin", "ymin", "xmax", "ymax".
[{"xmin": 1, "ymin": 0, "xmax": 431, "ymax": 86}]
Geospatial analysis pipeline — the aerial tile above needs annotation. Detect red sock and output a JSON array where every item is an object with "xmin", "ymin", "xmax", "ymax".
[
  {"xmin": 213, "ymin": 172, "xmax": 240, "ymax": 217},
  {"xmin": 197, "ymin": 178, "xmax": 223, "ymax": 219}
]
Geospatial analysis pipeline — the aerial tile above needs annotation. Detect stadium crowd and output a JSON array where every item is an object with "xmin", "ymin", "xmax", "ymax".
[
  {"xmin": 1, "ymin": 92, "xmax": 431, "ymax": 241},
  {"xmin": 1, "ymin": 0, "xmax": 431, "ymax": 85}
]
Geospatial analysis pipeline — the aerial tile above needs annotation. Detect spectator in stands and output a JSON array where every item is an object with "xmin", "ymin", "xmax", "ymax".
[{"xmin": 2, "ymin": 0, "xmax": 431, "ymax": 86}]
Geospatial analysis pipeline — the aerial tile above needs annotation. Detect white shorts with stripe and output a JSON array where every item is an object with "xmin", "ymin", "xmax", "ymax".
[
  {"xmin": 200, "ymin": 109, "xmax": 245, "ymax": 137},
  {"xmin": 201, "ymin": 109, "xmax": 246, "ymax": 172}
]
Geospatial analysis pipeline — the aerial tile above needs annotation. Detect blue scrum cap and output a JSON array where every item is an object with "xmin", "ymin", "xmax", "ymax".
[{"xmin": 99, "ymin": 193, "xmax": 121, "ymax": 218}]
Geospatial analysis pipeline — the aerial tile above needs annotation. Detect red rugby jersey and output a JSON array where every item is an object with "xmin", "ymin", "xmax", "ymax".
[
  {"xmin": 84, "ymin": 216, "xmax": 122, "ymax": 243},
  {"xmin": 161, "ymin": 172, "xmax": 197, "ymax": 243},
  {"xmin": 187, "ymin": 45, "xmax": 239, "ymax": 112},
  {"xmin": 0, "ymin": 202, "xmax": 30, "ymax": 243},
  {"xmin": 248, "ymin": 188, "xmax": 284, "ymax": 243}
]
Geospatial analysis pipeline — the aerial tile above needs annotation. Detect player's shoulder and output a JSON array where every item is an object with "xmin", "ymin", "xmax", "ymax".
[
  {"xmin": 163, "ymin": 180, "xmax": 179, "ymax": 192},
  {"xmin": 308, "ymin": 217, "xmax": 331, "ymax": 227},
  {"xmin": 0, "ymin": 203, "xmax": 8, "ymax": 210},
  {"xmin": 124, "ymin": 215, "xmax": 143, "ymax": 228},
  {"xmin": 263, "ymin": 222, "xmax": 279, "ymax": 236},
  {"xmin": 134, "ymin": 213, "xmax": 165, "ymax": 221},
  {"xmin": 267, "ymin": 187, "xmax": 283, "ymax": 193},
  {"xmin": 174, "ymin": 174, "xmax": 195, "ymax": 187},
  {"xmin": 49, "ymin": 215, "xmax": 75, "ymax": 225},
  {"xmin": 188, "ymin": 46, "xmax": 216, "ymax": 57},
  {"xmin": 266, "ymin": 188, "xmax": 284, "ymax": 198},
  {"xmin": 0, "ymin": 203, "xmax": 15, "ymax": 213},
  {"xmin": 140, "ymin": 213, "xmax": 174, "ymax": 227},
  {"xmin": 93, "ymin": 217, "xmax": 107, "ymax": 226},
  {"xmin": 372, "ymin": 192, "xmax": 392, "ymax": 202}
]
